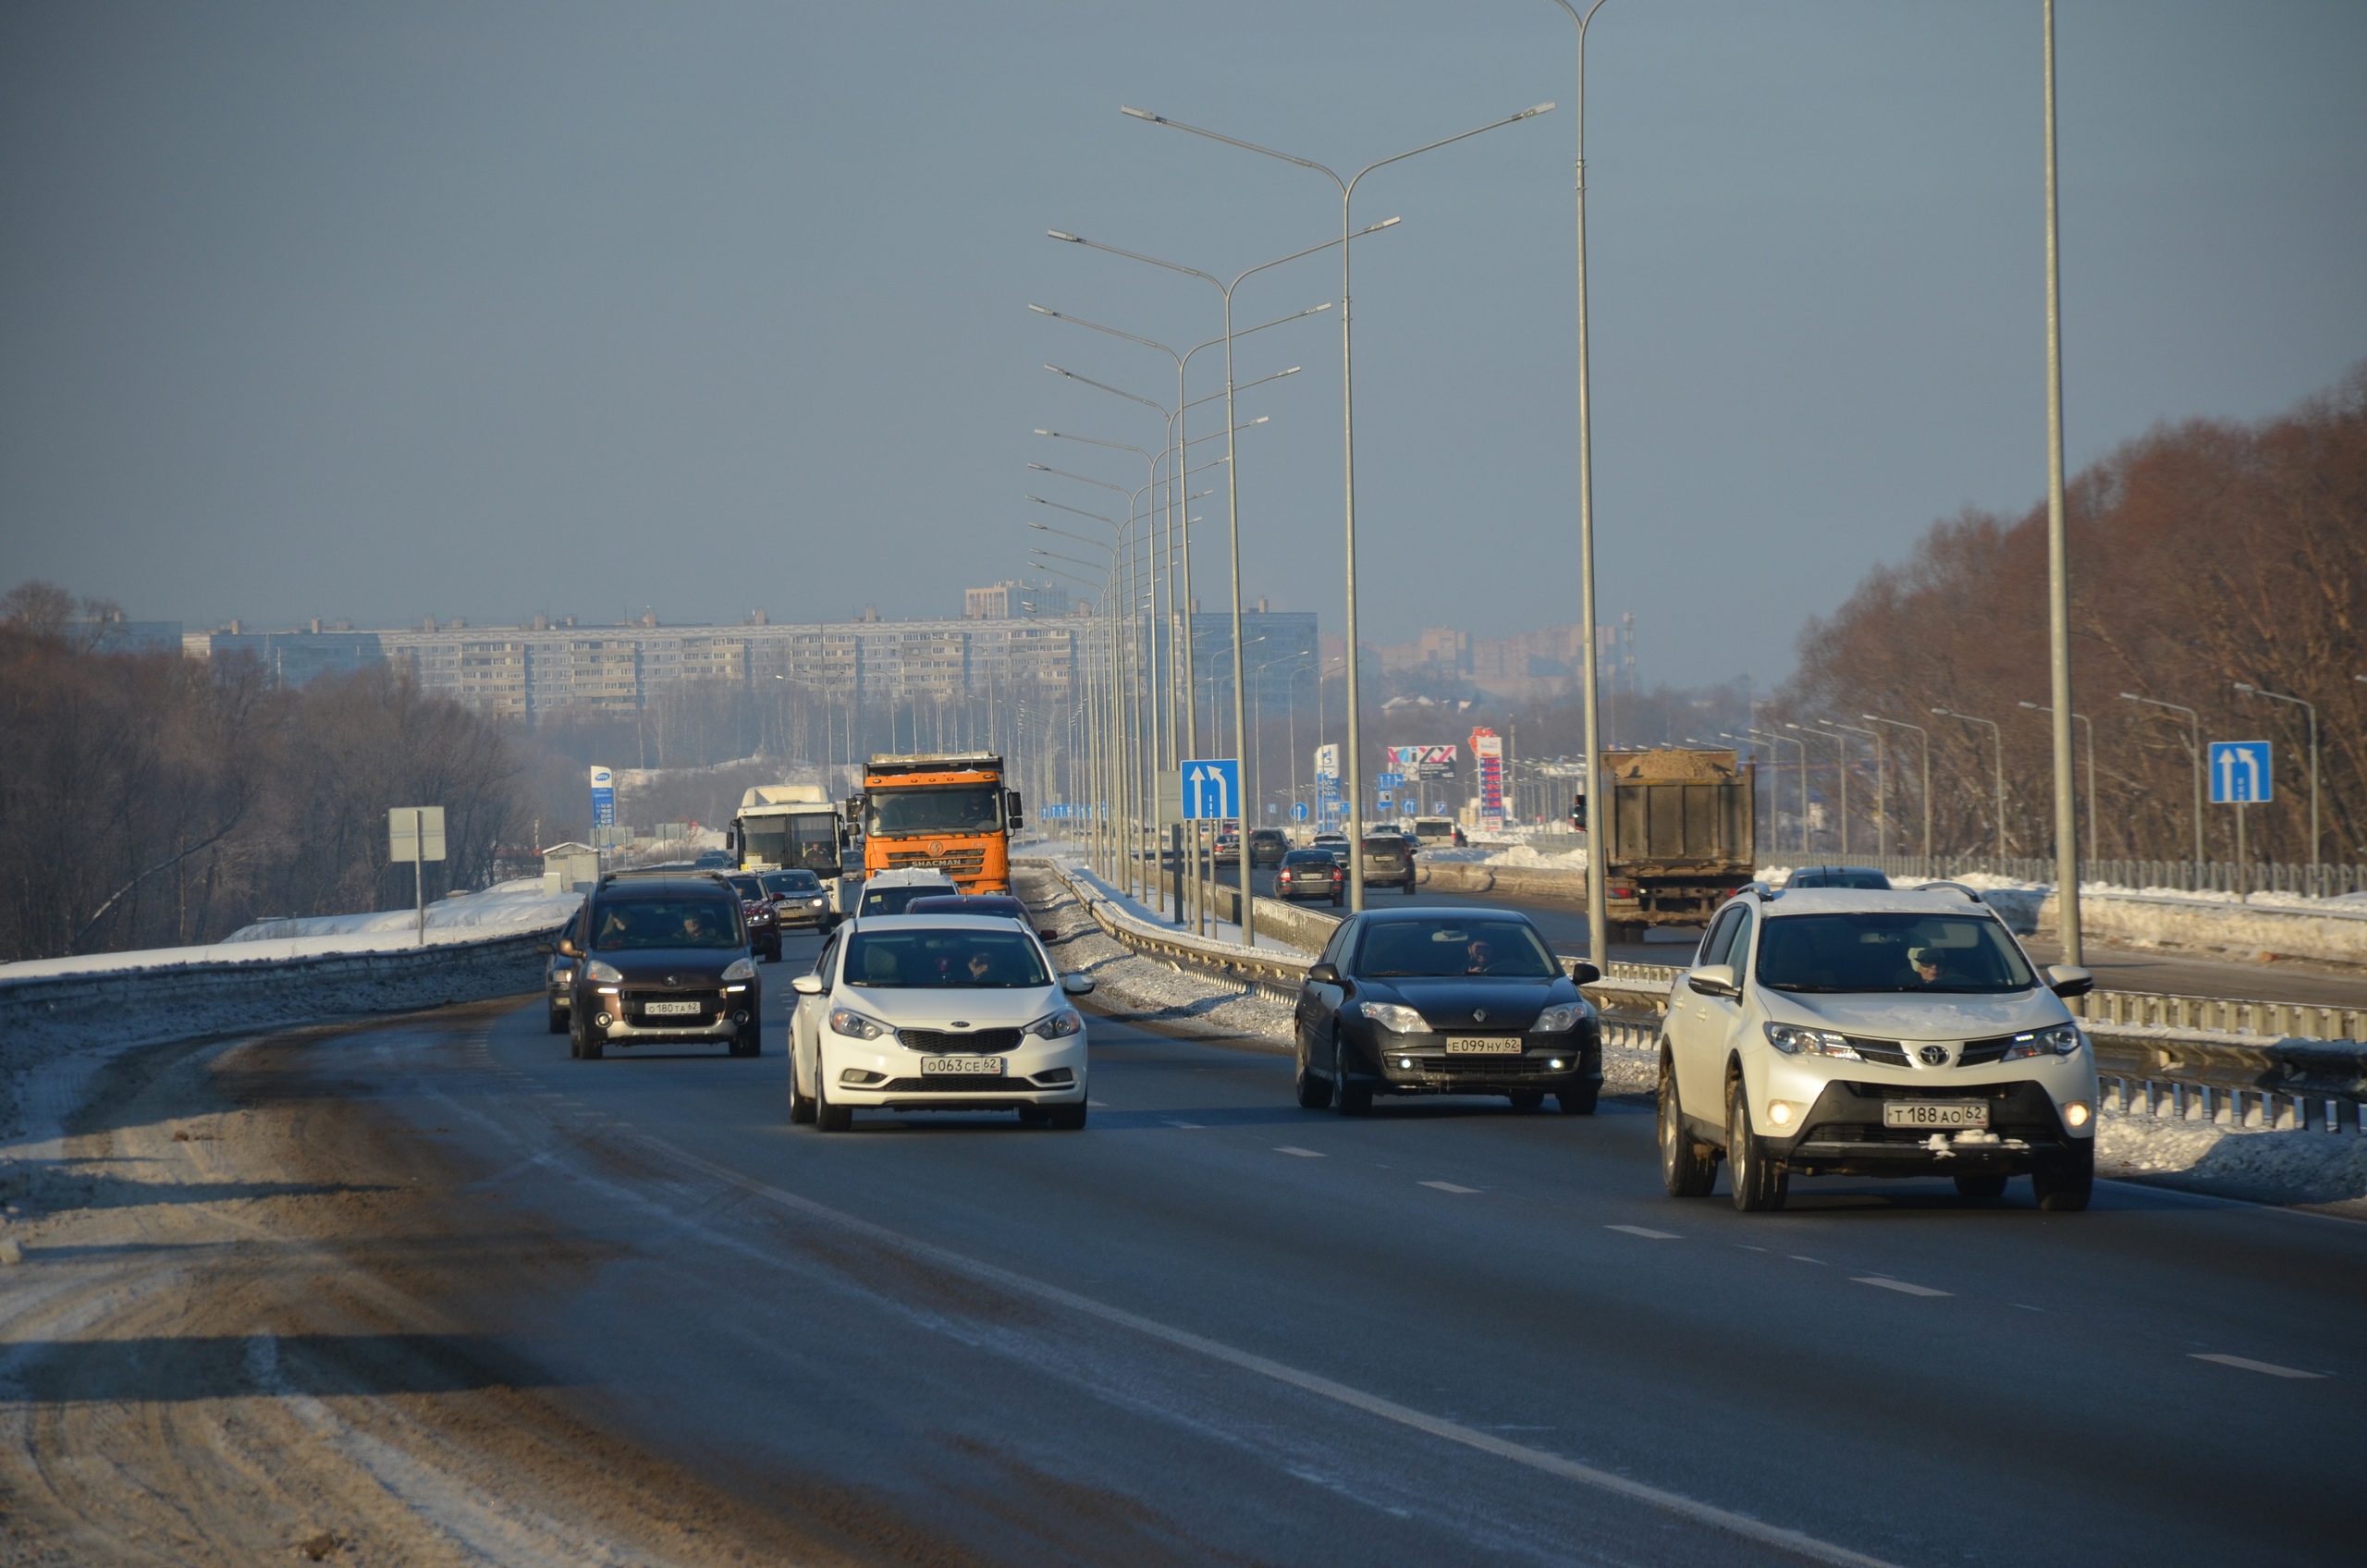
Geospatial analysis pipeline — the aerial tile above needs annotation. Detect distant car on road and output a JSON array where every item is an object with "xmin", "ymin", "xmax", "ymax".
[
  {"xmin": 1360, "ymin": 833, "xmax": 1417, "ymax": 894},
  {"xmin": 1657, "ymin": 884, "xmax": 2097, "ymax": 1213},
  {"xmin": 1274, "ymin": 849, "xmax": 1345, "ymax": 906},
  {"xmin": 555, "ymin": 874, "xmax": 761, "ymax": 1060},
  {"xmin": 1412, "ymin": 816, "xmax": 1466, "ymax": 848},
  {"xmin": 1291, "ymin": 907, "xmax": 1602, "ymax": 1116},
  {"xmin": 904, "ymin": 892, "xmax": 1054, "ymax": 942},
  {"xmin": 693, "ymin": 849, "xmax": 733, "ymax": 869},
  {"xmin": 1214, "ymin": 829, "xmax": 1241, "ymax": 866},
  {"xmin": 1782, "ymin": 865, "xmax": 1893, "ymax": 890},
  {"xmin": 759, "ymin": 867, "xmax": 836, "ymax": 933},
  {"xmin": 726, "ymin": 873, "xmax": 781, "ymax": 962},
  {"xmin": 786, "ymin": 914, "xmax": 1096, "ymax": 1131},
  {"xmin": 855, "ymin": 868, "xmax": 959, "ymax": 916},
  {"xmin": 1247, "ymin": 827, "xmax": 1290, "ymax": 866}
]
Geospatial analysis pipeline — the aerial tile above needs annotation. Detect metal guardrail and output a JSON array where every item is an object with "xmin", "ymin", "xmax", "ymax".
[
  {"xmin": 1846, "ymin": 853, "xmax": 2367, "ymax": 900},
  {"xmin": 1028, "ymin": 859, "xmax": 1311, "ymax": 1006}
]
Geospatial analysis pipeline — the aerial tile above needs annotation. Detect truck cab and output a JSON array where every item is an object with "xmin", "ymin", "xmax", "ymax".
[{"xmin": 850, "ymin": 753, "xmax": 1022, "ymax": 895}]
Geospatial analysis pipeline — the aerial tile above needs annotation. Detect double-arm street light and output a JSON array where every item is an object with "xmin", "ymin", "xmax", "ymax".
[
  {"xmin": 1862, "ymin": 714, "xmax": 1932, "ymax": 867},
  {"xmin": 1121, "ymin": 97, "xmax": 1554, "ymax": 914},
  {"xmin": 2019, "ymin": 702, "xmax": 2095, "ymax": 864},
  {"xmin": 1933, "ymin": 707, "xmax": 2008, "ymax": 864},
  {"xmin": 1823, "ymin": 720, "xmax": 1887, "ymax": 858},
  {"xmin": 1784, "ymin": 723, "xmax": 1849, "ymax": 858},
  {"xmin": 2117, "ymin": 692, "xmax": 2204, "ymax": 874},
  {"xmin": 2236, "ymin": 681, "xmax": 2320, "ymax": 883},
  {"xmin": 1742, "ymin": 729, "xmax": 1809, "ymax": 856}
]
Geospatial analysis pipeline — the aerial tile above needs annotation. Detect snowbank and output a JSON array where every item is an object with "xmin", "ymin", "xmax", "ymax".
[
  {"xmin": 2041, "ymin": 886, "xmax": 2367, "ymax": 964},
  {"xmin": 2100, "ymin": 1109, "xmax": 2367, "ymax": 1206}
]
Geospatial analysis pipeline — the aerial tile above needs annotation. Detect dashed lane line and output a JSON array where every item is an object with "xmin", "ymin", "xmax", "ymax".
[
  {"xmin": 1852, "ymin": 1277, "xmax": 1952, "ymax": 1298},
  {"xmin": 1274, "ymin": 1145, "xmax": 1326, "ymax": 1158},
  {"xmin": 1607, "ymin": 1225, "xmax": 1682, "ymax": 1241},
  {"xmin": 1420, "ymin": 1182, "xmax": 1482, "ymax": 1194},
  {"xmin": 2190, "ymin": 1354, "xmax": 2326, "ymax": 1380},
  {"xmin": 1164, "ymin": 1120, "xmax": 1206, "ymax": 1129}
]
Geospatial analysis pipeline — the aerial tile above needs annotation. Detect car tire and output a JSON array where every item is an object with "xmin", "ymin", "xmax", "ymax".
[
  {"xmin": 789, "ymin": 1047, "xmax": 816, "ymax": 1123},
  {"xmin": 1332, "ymin": 1033, "xmax": 1371, "ymax": 1115},
  {"xmin": 731, "ymin": 1025, "xmax": 761, "ymax": 1058},
  {"xmin": 1294, "ymin": 1047, "xmax": 1335, "ymax": 1109},
  {"xmin": 1331, "ymin": 893, "xmax": 1343, "ymax": 909},
  {"xmin": 1726, "ymin": 1076, "xmax": 1787, "ymax": 1212},
  {"xmin": 1049, "ymin": 1103, "xmax": 1087, "ymax": 1131},
  {"xmin": 1659, "ymin": 1059, "xmax": 1717, "ymax": 1197},
  {"xmin": 1557, "ymin": 1084, "xmax": 1600, "ymax": 1116},
  {"xmin": 581, "ymin": 1027, "xmax": 604, "ymax": 1061},
  {"xmin": 1508, "ymin": 1090, "xmax": 1545, "ymax": 1110},
  {"xmin": 2031, "ymin": 1143, "xmax": 2093, "ymax": 1212},
  {"xmin": 1955, "ymin": 1173, "xmax": 2009, "ymax": 1202},
  {"xmin": 814, "ymin": 1064, "xmax": 852, "ymax": 1133},
  {"xmin": 567, "ymin": 1019, "xmax": 583, "ymax": 1060},
  {"xmin": 547, "ymin": 1004, "xmax": 568, "ymax": 1035}
]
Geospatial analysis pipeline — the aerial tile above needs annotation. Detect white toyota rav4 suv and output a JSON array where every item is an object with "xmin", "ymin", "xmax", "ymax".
[
  {"xmin": 788, "ymin": 913, "xmax": 1095, "ymax": 1131},
  {"xmin": 1658, "ymin": 883, "xmax": 2098, "ymax": 1213}
]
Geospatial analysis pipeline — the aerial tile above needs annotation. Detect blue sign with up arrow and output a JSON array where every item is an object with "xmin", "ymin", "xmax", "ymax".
[
  {"xmin": 2210, "ymin": 741, "xmax": 2273, "ymax": 803},
  {"xmin": 1182, "ymin": 758, "xmax": 1241, "ymax": 821}
]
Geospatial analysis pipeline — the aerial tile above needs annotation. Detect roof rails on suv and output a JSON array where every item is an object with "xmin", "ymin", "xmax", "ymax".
[
  {"xmin": 598, "ymin": 868, "xmax": 734, "ymax": 888},
  {"xmin": 1914, "ymin": 880, "xmax": 1986, "ymax": 904}
]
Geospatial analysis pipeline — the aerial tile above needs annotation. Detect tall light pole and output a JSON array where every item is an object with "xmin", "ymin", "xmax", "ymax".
[
  {"xmin": 2117, "ymin": 692, "xmax": 2204, "ymax": 875},
  {"xmin": 1121, "ymin": 98, "xmax": 1554, "ymax": 913},
  {"xmin": 1747, "ymin": 728, "xmax": 1809, "ymax": 857},
  {"xmin": 2236, "ymin": 681, "xmax": 2319, "ymax": 886},
  {"xmin": 1785, "ymin": 723, "xmax": 1847, "ymax": 858},
  {"xmin": 1824, "ymin": 719, "xmax": 1886, "ymax": 858},
  {"xmin": 1934, "ymin": 708, "xmax": 2008, "ymax": 864},
  {"xmin": 2020, "ymin": 702, "xmax": 2095, "ymax": 864},
  {"xmin": 1863, "ymin": 714, "xmax": 1932, "ymax": 871},
  {"xmin": 2041, "ymin": 0, "xmax": 2082, "ymax": 962}
]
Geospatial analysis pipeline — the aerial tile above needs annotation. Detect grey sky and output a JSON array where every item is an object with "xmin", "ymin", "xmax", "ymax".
[{"xmin": 4, "ymin": 2, "xmax": 2361, "ymax": 687}]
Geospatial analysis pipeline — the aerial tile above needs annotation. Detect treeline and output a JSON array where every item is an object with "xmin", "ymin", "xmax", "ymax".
[
  {"xmin": 0, "ymin": 584, "xmax": 526, "ymax": 962},
  {"xmin": 1779, "ymin": 364, "xmax": 2367, "ymax": 864}
]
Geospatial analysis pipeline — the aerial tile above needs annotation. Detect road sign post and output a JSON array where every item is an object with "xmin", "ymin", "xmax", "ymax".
[
  {"xmin": 2209, "ymin": 741, "xmax": 2272, "ymax": 900},
  {"xmin": 389, "ymin": 806, "xmax": 448, "ymax": 945},
  {"xmin": 1182, "ymin": 760, "xmax": 1241, "ymax": 822}
]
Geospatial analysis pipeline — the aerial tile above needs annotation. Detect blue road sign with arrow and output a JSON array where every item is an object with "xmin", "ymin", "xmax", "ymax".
[
  {"xmin": 2210, "ymin": 741, "xmax": 2273, "ymax": 803},
  {"xmin": 1292, "ymin": 802, "xmax": 1308, "ymax": 821},
  {"xmin": 1375, "ymin": 772, "xmax": 1404, "ymax": 791},
  {"xmin": 1183, "ymin": 758, "xmax": 1241, "ymax": 821}
]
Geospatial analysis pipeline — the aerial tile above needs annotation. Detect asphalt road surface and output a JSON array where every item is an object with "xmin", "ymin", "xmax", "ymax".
[
  {"xmin": 157, "ymin": 925, "xmax": 2362, "ymax": 1566},
  {"xmin": 1218, "ymin": 864, "xmax": 2367, "ymax": 1008}
]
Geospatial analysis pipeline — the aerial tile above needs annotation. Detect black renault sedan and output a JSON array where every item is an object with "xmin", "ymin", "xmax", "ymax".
[
  {"xmin": 557, "ymin": 874, "xmax": 761, "ymax": 1060},
  {"xmin": 1292, "ymin": 908, "xmax": 1602, "ymax": 1115}
]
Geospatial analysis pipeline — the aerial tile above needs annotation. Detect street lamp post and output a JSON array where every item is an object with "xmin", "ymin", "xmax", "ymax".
[
  {"xmin": 2041, "ymin": 0, "xmax": 2082, "ymax": 962},
  {"xmin": 2118, "ymin": 692, "xmax": 2204, "ymax": 877},
  {"xmin": 1862, "ymin": 715, "xmax": 1932, "ymax": 874},
  {"xmin": 2019, "ymin": 702, "xmax": 2095, "ymax": 864},
  {"xmin": 1933, "ymin": 708, "xmax": 2008, "ymax": 864},
  {"xmin": 1823, "ymin": 720, "xmax": 1886, "ymax": 859},
  {"xmin": 1120, "ymin": 98, "xmax": 1554, "ymax": 914},
  {"xmin": 1747, "ymin": 728, "xmax": 1809, "ymax": 857},
  {"xmin": 1785, "ymin": 723, "xmax": 1847, "ymax": 858},
  {"xmin": 2235, "ymin": 681, "xmax": 2320, "ymax": 888}
]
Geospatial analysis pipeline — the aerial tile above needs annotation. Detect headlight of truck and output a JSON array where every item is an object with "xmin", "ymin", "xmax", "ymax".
[
  {"xmin": 585, "ymin": 959, "xmax": 623, "ymax": 984},
  {"xmin": 1763, "ymin": 1021, "xmax": 1860, "ymax": 1059},
  {"xmin": 2001, "ymin": 1024, "xmax": 2082, "ymax": 1060},
  {"xmin": 1533, "ymin": 1003, "xmax": 1582, "ymax": 1034},
  {"xmin": 1357, "ymin": 1001, "xmax": 1430, "ymax": 1034},
  {"xmin": 828, "ymin": 1006, "xmax": 890, "ymax": 1039},
  {"xmin": 1025, "ymin": 1010, "xmax": 1084, "ymax": 1039}
]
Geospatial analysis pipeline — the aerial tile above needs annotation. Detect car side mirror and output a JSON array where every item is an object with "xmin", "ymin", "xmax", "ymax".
[
  {"xmin": 1567, "ymin": 961, "xmax": 1602, "ymax": 987},
  {"xmin": 2044, "ymin": 963, "xmax": 2094, "ymax": 999},
  {"xmin": 790, "ymin": 974, "xmax": 825, "ymax": 996},
  {"xmin": 1686, "ymin": 963, "xmax": 1739, "ymax": 999},
  {"xmin": 1307, "ymin": 962, "xmax": 1340, "ymax": 984},
  {"xmin": 1061, "ymin": 973, "xmax": 1095, "ymax": 995}
]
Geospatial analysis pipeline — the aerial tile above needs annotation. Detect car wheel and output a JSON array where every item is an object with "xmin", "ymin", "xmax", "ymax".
[
  {"xmin": 1726, "ymin": 1076, "xmax": 1787, "ymax": 1212},
  {"xmin": 814, "ymin": 1062, "xmax": 852, "ymax": 1133},
  {"xmin": 1331, "ymin": 893, "xmax": 1343, "ymax": 908},
  {"xmin": 547, "ymin": 1004, "xmax": 568, "ymax": 1035},
  {"xmin": 1049, "ymin": 1103, "xmax": 1087, "ymax": 1131},
  {"xmin": 789, "ymin": 1043, "xmax": 816, "ymax": 1123},
  {"xmin": 1955, "ymin": 1173, "xmax": 2009, "ymax": 1202},
  {"xmin": 1403, "ymin": 877, "xmax": 1416, "ymax": 895},
  {"xmin": 567, "ymin": 1016, "xmax": 583, "ymax": 1060},
  {"xmin": 2031, "ymin": 1143, "xmax": 2093, "ymax": 1212},
  {"xmin": 1659, "ymin": 1059, "xmax": 1717, "ymax": 1196},
  {"xmin": 1332, "ymin": 1033, "xmax": 1371, "ymax": 1115},
  {"xmin": 731, "ymin": 1024, "xmax": 761, "ymax": 1058},
  {"xmin": 1508, "ymin": 1090, "xmax": 1546, "ymax": 1110},
  {"xmin": 1294, "ymin": 1044, "xmax": 1335, "ymax": 1109},
  {"xmin": 1556, "ymin": 1084, "xmax": 1600, "ymax": 1116}
]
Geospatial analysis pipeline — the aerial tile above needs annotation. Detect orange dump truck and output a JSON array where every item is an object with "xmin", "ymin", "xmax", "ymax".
[{"xmin": 846, "ymin": 753, "xmax": 1022, "ymax": 893}]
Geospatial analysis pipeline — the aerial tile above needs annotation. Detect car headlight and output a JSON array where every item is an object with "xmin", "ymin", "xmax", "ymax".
[
  {"xmin": 2002, "ymin": 1024, "xmax": 2082, "ymax": 1060},
  {"xmin": 1357, "ymin": 1001, "xmax": 1431, "ymax": 1035},
  {"xmin": 1025, "ymin": 1010, "xmax": 1084, "ymax": 1039},
  {"xmin": 585, "ymin": 959, "xmax": 623, "ymax": 984},
  {"xmin": 1534, "ymin": 1003, "xmax": 1582, "ymax": 1034},
  {"xmin": 1763, "ymin": 1021, "xmax": 1860, "ymax": 1059},
  {"xmin": 810, "ymin": 897, "xmax": 826, "ymax": 907},
  {"xmin": 828, "ymin": 1006, "xmax": 889, "ymax": 1040},
  {"xmin": 722, "ymin": 956, "xmax": 756, "ymax": 982}
]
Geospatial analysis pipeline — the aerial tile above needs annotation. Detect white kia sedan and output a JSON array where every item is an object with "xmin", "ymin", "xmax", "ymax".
[{"xmin": 788, "ymin": 913, "xmax": 1094, "ymax": 1131}]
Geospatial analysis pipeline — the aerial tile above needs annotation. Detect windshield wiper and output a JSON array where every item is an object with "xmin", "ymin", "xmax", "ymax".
[{"xmin": 1765, "ymin": 982, "xmax": 1844, "ymax": 992}]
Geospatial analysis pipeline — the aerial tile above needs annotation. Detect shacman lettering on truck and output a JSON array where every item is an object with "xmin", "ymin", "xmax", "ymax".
[{"xmin": 848, "ymin": 753, "xmax": 1023, "ymax": 894}]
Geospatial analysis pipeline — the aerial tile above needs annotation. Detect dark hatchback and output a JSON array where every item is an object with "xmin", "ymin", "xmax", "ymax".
[
  {"xmin": 556, "ymin": 875, "xmax": 762, "ymax": 1060},
  {"xmin": 725, "ymin": 873, "xmax": 781, "ymax": 962},
  {"xmin": 1293, "ymin": 908, "xmax": 1603, "ymax": 1115},
  {"xmin": 1247, "ymin": 827, "xmax": 1290, "ymax": 866}
]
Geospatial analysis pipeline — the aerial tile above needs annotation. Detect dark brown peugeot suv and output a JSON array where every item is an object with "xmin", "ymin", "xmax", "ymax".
[{"xmin": 554, "ymin": 873, "xmax": 762, "ymax": 1060}]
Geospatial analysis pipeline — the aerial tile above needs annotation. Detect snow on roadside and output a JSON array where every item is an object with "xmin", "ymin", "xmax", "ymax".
[
  {"xmin": 2099, "ymin": 1109, "xmax": 2367, "ymax": 1206},
  {"xmin": 1016, "ymin": 865, "xmax": 1295, "ymax": 1047}
]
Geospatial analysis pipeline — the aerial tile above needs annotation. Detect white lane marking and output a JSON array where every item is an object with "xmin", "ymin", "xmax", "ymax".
[
  {"xmin": 2012, "ymin": 1304, "xmax": 2045, "ymax": 1313},
  {"xmin": 1421, "ymin": 1182, "xmax": 1481, "ymax": 1194},
  {"xmin": 1088, "ymin": 1099, "xmax": 1110, "ymax": 1108},
  {"xmin": 2190, "ymin": 1353, "xmax": 2326, "ymax": 1380},
  {"xmin": 1734, "ymin": 1244, "xmax": 1768, "ymax": 1252},
  {"xmin": 1273, "ymin": 1145, "xmax": 1325, "ymax": 1158},
  {"xmin": 644, "ymin": 1138, "xmax": 1905, "ymax": 1568},
  {"xmin": 1789, "ymin": 1256, "xmax": 1824, "ymax": 1264},
  {"xmin": 1607, "ymin": 1224, "xmax": 1682, "ymax": 1240},
  {"xmin": 1853, "ymin": 1277, "xmax": 1952, "ymax": 1298},
  {"xmin": 1163, "ymin": 1120, "xmax": 1206, "ymax": 1129}
]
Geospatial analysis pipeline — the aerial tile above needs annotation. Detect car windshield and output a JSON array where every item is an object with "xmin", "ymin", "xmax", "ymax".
[
  {"xmin": 843, "ymin": 928, "xmax": 1051, "ymax": 988},
  {"xmin": 905, "ymin": 895, "xmax": 1026, "ymax": 918},
  {"xmin": 860, "ymin": 883, "xmax": 952, "ymax": 915},
  {"xmin": 1282, "ymin": 851, "xmax": 1336, "ymax": 866},
  {"xmin": 761, "ymin": 870, "xmax": 822, "ymax": 895},
  {"xmin": 1790, "ymin": 871, "xmax": 1891, "ymax": 889},
  {"xmin": 1355, "ymin": 919, "xmax": 1558, "ymax": 978},
  {"xmin": 591, "ymin": 898, "xmax": 742, "ymax": 951},
  {"xmin": 865, "ymin": 785, "xmax": 1001, "ymax": 838},
  {"xmin": 726, "ymin": 876, "xmax": 764, "ymax": 900},
  {"xmin": 1756, "ymin": 913, "xmax": 2036, "ymax": 994}
]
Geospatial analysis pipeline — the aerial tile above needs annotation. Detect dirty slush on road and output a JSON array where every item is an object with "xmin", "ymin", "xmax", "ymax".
[{"xmin": 0, "ymin": 1002, "xmax": 944, "ymax": 1567}]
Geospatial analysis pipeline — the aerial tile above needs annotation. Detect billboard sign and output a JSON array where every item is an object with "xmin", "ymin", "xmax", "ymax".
[
  {"xmin": 589, "ymin": 766, "xmax": 616, "ymax": 829},
  {"xmin": 1470, "ymin": 728, "xmax": 1505, "ymax": 832},
  {"xmin": 1388, "ymin": 743, "xmax": 1458, "ymax": 780}
]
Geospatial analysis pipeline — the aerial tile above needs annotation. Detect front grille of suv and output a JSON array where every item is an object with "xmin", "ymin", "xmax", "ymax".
[
  {"xmin": 1843, "ymin": 1035, "xmax": 1910, "ymax": 1066},
  {"xmin": 897, "ymin": 1027, "xmax": 1023, "ymax": 1052}
]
